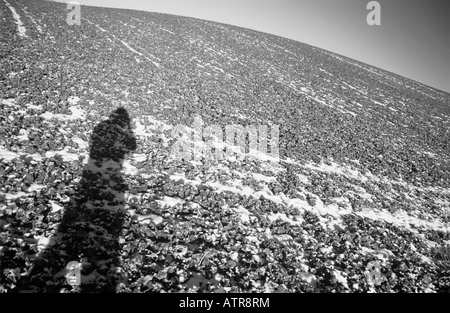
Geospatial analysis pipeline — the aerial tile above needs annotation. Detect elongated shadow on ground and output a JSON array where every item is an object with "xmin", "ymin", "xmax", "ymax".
[{"xmin": 15, "ymin": 107, "xmax": 137, "ymax": 293}]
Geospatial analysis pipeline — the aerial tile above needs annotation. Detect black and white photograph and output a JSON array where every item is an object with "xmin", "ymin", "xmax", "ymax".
[{"xmin": 0, "ymin": 0, "xmax": 449, "ymax": 299}]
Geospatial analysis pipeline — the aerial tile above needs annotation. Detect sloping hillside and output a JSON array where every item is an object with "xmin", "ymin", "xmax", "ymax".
[{"xmin": 1, "ymin": 0, "xmax": 450, "ymax": 293}]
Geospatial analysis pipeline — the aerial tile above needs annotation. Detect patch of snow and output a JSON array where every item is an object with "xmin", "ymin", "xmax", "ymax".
[
  {"xmin": 15, "ymin": 129, "xmax": 29, "ymax": 141},
  {"xmin": 71, "ymin": 137, "xmax": 88, "ymax": 150},
  {"xmin": 28, "ymin": 184, "xmax": 45, "ymax": 192},
  {"xmin": 159, "ymin": 27, "xmax": 174, "ymax": 34},
  {"xmin": 50, "ymin": 200, "xmax": 63, "ymax": 213},
  {"xmin": 3, "ymin": 192, "xmax": 29, "ymax": 200},
  {"xmin": 300, "ymin": 160, "xmax": 370, "ymax": 183},
  {"xmin": 274, "ymin": 234, "xmax": 294, "ymax": 243},
  {"xmin": 40, "ymin": 106, "xmax": 86, "ymax": 121},
  {"xmin": 169, "ymin": 173, "xmax": 202, "ymax": 186},
  {"xmin": 372, "ymin": 99, "xmax": 386, "ymax": 107},
  {"xmin": 4, "ymin": 0, "xmax": 27, "ymax": 37},
  {"xmin": 67, "ymin": 96, "xmax": 80, "ymax": 106},
  {"xmin": 2, "ymin": 99, "xmax": 18, "ymax": 107},
  {"xmin": 156, "ymin": 196, "xmax": 184, "ymax": 208},
  {"xmin": 137, "ymin": 214, "xmax": 163, "ymax": 225},
  {"xmin": 299, "ymin": 272, "xmax": 318, "ymax": 287},
  {"xmin": 318, "ymin": 68, "xmax": 333, "ymax": 76},
  {"xmin": 45, "ymin": 147, "xmax": 87, "ymax": 162},
  {"xmin": 118, "ymin": 39, "xmax": 160, "ymax": 67},
  {"xmin": 266, "ymin": 212, "xmax": 302, "ymax": 225},
  {"xmin": 333, "ymin": 270, "xmax": 349, "ymax": 289},
  {"xmin": 252, "ymin": 172, "xmax": 276, "ymax": 183},
  {"xmin": 35, "ymin": 236, "xmax": 57, "ymax": 253},
  {"xmin": 356, "ymin": 208, "xmax": 448, "ymax": 233},
  {"xmin": 0, "ymin": 146, "xmax": 20, "ymax": 161},
  {"xmin": 132, "ymin": 153, "xmax": 148, "ymax": 163},
  {"xmin": 26, "ymin": 103, "xmax": 43, "ymax": 110},
  {"xmin": 95, "ymin": 24, "xmax": 107, "ymax": 32},
  {"xmin": 18, "ymin": 4, "xmax": 42, "ymax": 33},
  {"xmin": 297, "ymin": 174, "xmax": 309, "ymax": 184},
  {"xmin": 122, "ymin": 160, "xmax": 138, "ymax": 176},
  {"xmin": 232, "ymin": 205, "xmax": 251, "ymax": 223}
]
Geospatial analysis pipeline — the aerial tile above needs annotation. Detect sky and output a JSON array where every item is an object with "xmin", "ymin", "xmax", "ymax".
[{"xmin": 64, "ymin": 0, "xmax": 449, "ymax": 93}]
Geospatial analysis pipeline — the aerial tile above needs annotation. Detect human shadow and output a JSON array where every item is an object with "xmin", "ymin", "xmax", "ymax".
[{"xmin": 16, "ymin": 107, "xmax": 137, "ymax": 293}]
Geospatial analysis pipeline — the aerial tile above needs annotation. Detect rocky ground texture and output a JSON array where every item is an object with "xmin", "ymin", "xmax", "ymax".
[{"xmin": 1, "ymin": 0, "xmax": 450, "ymax": 293}]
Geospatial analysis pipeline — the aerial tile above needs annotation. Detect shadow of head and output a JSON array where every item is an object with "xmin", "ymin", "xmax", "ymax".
[
  {"xmin": 110, "ymin": 107, "xmax": 132, "ymax": 126},
  {"xmin": 89, "ymin": 107, "xmax": 137, "ymax": 163}
]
